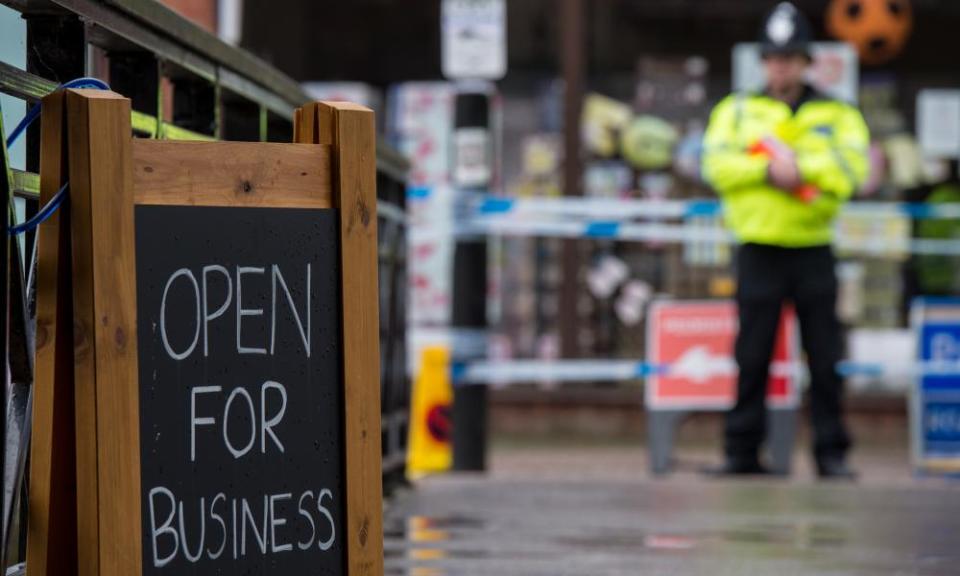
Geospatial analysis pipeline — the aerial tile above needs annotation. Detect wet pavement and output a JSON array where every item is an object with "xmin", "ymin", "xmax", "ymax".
[{"xmin": 385, "ymin": 447, "xmax": 960, "ymax": 575}]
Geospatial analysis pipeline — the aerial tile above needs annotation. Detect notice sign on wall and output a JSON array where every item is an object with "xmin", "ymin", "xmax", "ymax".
[
  {"xmin": 136, "ymin": 206, "xmax": 343, "ymax": 573},
  {"xmin": 917, "ymin": 90, "xmax": 960, "ymax": 159}
]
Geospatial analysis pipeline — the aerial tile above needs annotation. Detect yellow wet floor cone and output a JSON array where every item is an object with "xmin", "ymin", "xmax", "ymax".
[{"xmin": 407, "ymin": 346, "xmax": 454, "ymax": 479}]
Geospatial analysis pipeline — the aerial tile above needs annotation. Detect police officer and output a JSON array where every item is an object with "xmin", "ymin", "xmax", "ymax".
[{"xmin": 702, "ymin": 2, "xmax": 869, "ymax": 478}]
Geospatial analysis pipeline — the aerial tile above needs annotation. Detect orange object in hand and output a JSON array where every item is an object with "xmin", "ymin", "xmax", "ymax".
[
  {"xmin": 748, "ymin": 139, "xmax": 781, "ymax": 158},
  {"xmin": 794, "ymin": 184, "xmax": 819, "ymax": 203},
  {"xmin": 749, "ymin": 138, "xmax": 820, "ymax": 203}
]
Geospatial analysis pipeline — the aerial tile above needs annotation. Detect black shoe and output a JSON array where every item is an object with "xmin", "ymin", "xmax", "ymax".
[
  {"xmin": 702, "ymin": 459, "xmax": 772, "ymax": 477},
  {"xmin": 816, "ymin": 457, "xmax": 858, "ymax": 481}
]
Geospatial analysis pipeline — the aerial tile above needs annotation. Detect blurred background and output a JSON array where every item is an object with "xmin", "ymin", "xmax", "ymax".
[
  {"xmin": 3, "ymin": 0, "xmax": 960, "ymax": 572},
  {"xmin": 239, "ymin": 0, "xmax": 957, "ymax": 465},
  {"xmin": 4, "ymin": 0, "xmax": 960, "ymax": 477}
]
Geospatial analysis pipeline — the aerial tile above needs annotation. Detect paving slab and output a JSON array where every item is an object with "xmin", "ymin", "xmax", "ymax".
[{"xmin": 385, "ymin": 446, "xmax": 960, "ymax": 575}]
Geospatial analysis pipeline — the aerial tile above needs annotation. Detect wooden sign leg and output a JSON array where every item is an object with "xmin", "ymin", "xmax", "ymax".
[
  {"xmin": 297, "ymin": 102, "xmax": 384, "ymax": 576},
  {"xmin": 27, "ymin": 90, "xmax": 79, "ymax": 576},
  {"xmin": 65, "ymin": 88, "xmax": 142, "ymax": 576}
]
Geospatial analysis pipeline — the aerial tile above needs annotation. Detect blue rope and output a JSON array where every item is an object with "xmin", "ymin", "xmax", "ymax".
[
  {"xmin": 4, "ymin": 77, "xmax": 109, "ymax": 150},
  {"xmin": 3, "ymin": 101, "xmax": 40, "ymax": 152},
  {"xmin": 4, "ymin": 77, "xmax": 110, "ymax": 236},
  {"xmin": 7, "ymin": 183, "xmax": 69, "ymax": 236}
]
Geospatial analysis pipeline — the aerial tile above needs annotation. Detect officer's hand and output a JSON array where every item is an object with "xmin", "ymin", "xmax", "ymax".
[{"xmin": 768, "ymin": 155, "xmax": 801, "ymax": 191}]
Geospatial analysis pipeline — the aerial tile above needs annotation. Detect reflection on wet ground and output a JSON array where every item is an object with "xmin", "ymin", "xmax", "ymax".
[{"xmin": 384, "ymin": 474, "xmax": 960, "ymax": 575}]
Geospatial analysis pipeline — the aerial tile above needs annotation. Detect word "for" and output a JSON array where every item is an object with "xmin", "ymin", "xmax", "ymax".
[{"xmin": 190, "ymin": 380, "xmax": 287, "ymax": 462}]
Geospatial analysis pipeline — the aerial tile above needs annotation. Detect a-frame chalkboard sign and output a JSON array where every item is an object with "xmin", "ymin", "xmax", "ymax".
[{"xmin": 27, "ymin": 89, "xmax": 382, "ymax": 576}]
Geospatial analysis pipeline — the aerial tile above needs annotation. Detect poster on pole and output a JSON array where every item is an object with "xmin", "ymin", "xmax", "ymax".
[{"xmin": 441, "ymin": 0, "xmax": 507, "ymax": 81}]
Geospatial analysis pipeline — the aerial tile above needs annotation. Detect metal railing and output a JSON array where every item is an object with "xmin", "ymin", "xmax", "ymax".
[{"xmin": 0, "ymin": 0, "xmax": 410, "ymax": 568}]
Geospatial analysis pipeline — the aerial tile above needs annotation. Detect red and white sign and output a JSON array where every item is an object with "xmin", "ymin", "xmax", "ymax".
[{"xmin": 646, "ymin": 300, "xmax": 799, "ymax": 410}]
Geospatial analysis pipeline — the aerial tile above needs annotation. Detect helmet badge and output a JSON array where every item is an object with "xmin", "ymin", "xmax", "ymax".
[{"xmin": 767, "ymin": 3, "xmax": 797, "ymax": 46}]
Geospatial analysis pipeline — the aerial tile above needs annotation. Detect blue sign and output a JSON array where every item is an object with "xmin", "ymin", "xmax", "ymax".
[
  {"xmin": 920, "ymin": 323, "xmax": 960, "ymax": 392},
  {"xmin": 915, "ymin": 299, "xmax": 960, "ymax": 469},
  {"xmin": 924, "ymin": 402, "xmax": 960, "ymax": 450}
]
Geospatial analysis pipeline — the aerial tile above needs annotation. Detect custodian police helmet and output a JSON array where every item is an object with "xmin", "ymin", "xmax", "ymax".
[{"xmin": 759, "ymin": 2, "xmax": 813, "ymax": 59}]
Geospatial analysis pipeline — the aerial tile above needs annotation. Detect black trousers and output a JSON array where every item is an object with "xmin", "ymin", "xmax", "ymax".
[{"xmin": 726, "ymin": 243, "xmax": 851, "ymax": 463}]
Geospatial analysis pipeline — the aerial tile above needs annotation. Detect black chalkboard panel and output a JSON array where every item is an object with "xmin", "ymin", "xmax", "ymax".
[{"xmin": 135, "ymin": 205, "xmax": 344, "ymax": 576}]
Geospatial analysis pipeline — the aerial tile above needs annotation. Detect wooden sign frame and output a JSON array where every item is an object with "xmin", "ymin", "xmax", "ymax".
[{"xmin": 28, "ymin": 89, "xmax": 383, "ymax": 576}]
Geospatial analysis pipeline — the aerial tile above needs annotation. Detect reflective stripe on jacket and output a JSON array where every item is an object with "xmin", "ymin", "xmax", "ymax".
[{"xmin": 701, "ymin": 89, "xmax": 870, "ymax": 247}]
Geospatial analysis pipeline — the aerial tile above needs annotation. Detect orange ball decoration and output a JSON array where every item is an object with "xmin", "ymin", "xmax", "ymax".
[{"xmin": 826, "ymin": 0, "xmax": 913, "ymax": 66}]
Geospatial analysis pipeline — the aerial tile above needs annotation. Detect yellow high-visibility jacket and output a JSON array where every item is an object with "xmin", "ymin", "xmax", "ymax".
[{"xmin": 702, "ymin": 88, "xmax": 870, "ymax": 247}]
